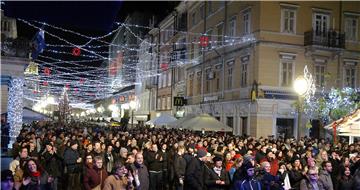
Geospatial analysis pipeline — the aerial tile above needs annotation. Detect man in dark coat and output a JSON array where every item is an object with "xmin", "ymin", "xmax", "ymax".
[
  {"xmin": 174, "ymin": 146, "xmax": 187, "ymax": 190},
  {"xmin": 184, "ymin": 149, "xmax": 207, "ymax": 190},
  {"xmin": 64, "ymin": 140, "xmax": 82, "ymax": 190},
  {"xmin": 41, "ymin": 142, "xmax": 63, "ymax": 190},
  {"xmin": 204, "ymin": 156, "xmax": 230, "ymax": 190},
  {"xmin": 134, "ymin": 153, "xmax": 149, "ymax": 190},
  {"xmin": 147, "ymin": 144, "xmax": 164, "ymax": 190}
]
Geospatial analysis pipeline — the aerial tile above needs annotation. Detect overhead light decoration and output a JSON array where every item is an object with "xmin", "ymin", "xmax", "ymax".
[{"xmin": 7, "ymin": 77, "xmax": 24, "ymax": 148}]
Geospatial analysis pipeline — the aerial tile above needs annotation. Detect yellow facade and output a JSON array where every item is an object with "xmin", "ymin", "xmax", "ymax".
[{"xmin": 184, "ymin": 1, "xmax": 360, "ymax": 137}]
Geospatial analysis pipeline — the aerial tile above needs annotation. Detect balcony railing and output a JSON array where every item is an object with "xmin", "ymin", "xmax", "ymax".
[{"xmin": 304, "ymin": 29, "xmax": 345, "ymax": 49}]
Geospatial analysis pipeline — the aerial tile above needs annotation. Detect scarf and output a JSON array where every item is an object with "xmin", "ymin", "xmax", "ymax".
[
  {"xmin": 213, "ymin": 167, "xmax": 222, "ymax": 177},
  {"xmin": 31, "ymin": 171, "xmax": 41, "ymax": 177}
]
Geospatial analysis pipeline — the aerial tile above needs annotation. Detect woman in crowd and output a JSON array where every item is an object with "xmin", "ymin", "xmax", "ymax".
[{"xmin": 21, "ymin": 159, "xmax": 53, "ymax": 190}]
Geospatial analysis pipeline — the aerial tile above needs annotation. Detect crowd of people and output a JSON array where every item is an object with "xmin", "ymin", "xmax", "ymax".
[{"xmin": 1, "ymin": 121, "xmax": 360, "ymax": 190}]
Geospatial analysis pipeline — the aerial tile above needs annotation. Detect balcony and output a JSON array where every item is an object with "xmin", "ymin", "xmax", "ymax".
[{"xmin": 304, "ymin": 29, "xmax": 345, "ymax": 49}]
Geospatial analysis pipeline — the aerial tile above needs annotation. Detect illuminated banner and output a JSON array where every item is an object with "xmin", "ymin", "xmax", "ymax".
[{"xmin": 24, "ymin": 62, "xmax": 39, "ymax": 75}]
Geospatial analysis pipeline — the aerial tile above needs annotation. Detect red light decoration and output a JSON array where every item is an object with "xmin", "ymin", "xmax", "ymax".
[
  {"xmin": 42, "ymin": 81, "xmax": 48, "ymax": 86},
  {"xmin": 112, "ymin": 99, "xmax": 116, "ymax": 104},
  {"xmin": 200, "ymin": 36, "xmax": 209, "ymax": 47},
  {"xmin": 72, "ymin": 47, "xmax": 81, "ymax": 56},
  {"xmin": 65, "ymin": 83, "xmax": 70, "ymax": 89},
  {"xmin": 160, "ymin": 63, "xmax": 169, "ymax": 71},
  {"xmin": 44, "ymin": 67, "xmax": 51, "ymax": 76},
  {"xmin": 79, "ymin": 78, "xmax": 85, "ymax": 84}
]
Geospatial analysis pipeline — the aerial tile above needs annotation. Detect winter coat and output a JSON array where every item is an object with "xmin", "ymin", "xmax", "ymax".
[
  {"xmin": 83, "ymin": 164, "xmax": 108, "ymax": 190},
  {"xmin": 20, "ymin": 171, "xmax": 53, "ymax": 190},
  {"xmin": 319, "ymin": 170, "xmax": 334, "ymax": 190},
  {"xmin": 184, "ymin": 157, "xmax": 206, "ymax": 190},
  {"xmin": 173, "ymin": 154, "xmax": 186, "ymax": 180},
  {"xmin": 299, "ymin": 178, "xmax": 325, "ymax": 190},
  {"xmin": 289, "ymin": 169, "xmax": 304, "ymax": 190},
  {"xmin": 204, "ymin": 167, "xmax": 230, "ymax": 190},
  {"xmin": 336, "ymin": 176, "xmax": 354, "ymax": 190},
  {"xmin": 64, "ymin": 148, "xmax": 81, "ymax": 173},
  {"xmin": 134, "ymin": 162, "xmax": 149, "ymax": 190},
  {"xmin": 234, "ymin": 178, "xmax": 262, "ymax": 190},
  {"xmin": 102, "ymin": 175, "xmax": 128, "ymax": 190},
  {"xmin": 41, "ymin": 151, "xmax": 62, "ymax": 177},
  {"xmin": 257, "ymin": 170, "xmax": 283, "ymax": 190}
]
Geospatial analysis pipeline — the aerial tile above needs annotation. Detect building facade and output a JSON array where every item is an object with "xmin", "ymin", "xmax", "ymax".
[{"xmin": 183, "ymin": 1, "xmax": 360, "ymax": 138}]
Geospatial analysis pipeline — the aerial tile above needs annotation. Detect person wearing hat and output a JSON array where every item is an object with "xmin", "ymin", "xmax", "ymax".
[
  {"xmin": 1, "ymin": 169, "xmax": 14, "ymax": 190},
  {"xmin": 204, "ymin": 156, "xmax": 230, "ymax": 190},
  {"xmin": 184, "ymin": 149, "xmax": 207, "ymax": 190},
  {"xmin": 288, "ymin": 155, "xmax": 303, "ymax": 190},
  {"xmin": 234, "ymin": 160, "xmax": 261, "ymax": 190},
  {"xmin": 260, "ymin": 149, "xmax": 279, "ymax": 176},
  {"xmin": 64, "ymin": 140, "xmax": 82, "ymax": 190}
]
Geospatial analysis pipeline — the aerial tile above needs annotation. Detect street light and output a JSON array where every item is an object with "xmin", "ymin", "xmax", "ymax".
[
  {"xmin": 129, "ymin": 101, "xmax": 136, "ymax": 127},
  {"xmin": 293, "ymin": 66, "xmax": 315, "ymax": 139}
]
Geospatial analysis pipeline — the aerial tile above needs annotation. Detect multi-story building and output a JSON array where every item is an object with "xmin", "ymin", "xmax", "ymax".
[
  {"xmin": 184, "ymin": 1, "xmax": 360, "ymax": 138},
  {"xmin": 156, "ymin": 2, "xmax": 188, "ymax": 117}
]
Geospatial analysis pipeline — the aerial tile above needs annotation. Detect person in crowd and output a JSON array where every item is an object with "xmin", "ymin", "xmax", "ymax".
[
  {"xmin": 83, "ymin": 156, "xmax": 108, "ymax": 190},
  {"xmin": 147, "ymin": 143, "xmax": 164, "ymax": 190},
  {"xmin": 64, "ymin": 140, "xmax": 82, "ymax": 190},
  {"xmin": 184, "ymin": 149, "xmax": 208, "ymax": 190},
  {"xmin": 104, "ymin": 145, "xmax": 114, "ymax": 174},
  {"xmin": 288, "ymin": 156, "xmax": 303, "ymax": 190},
  {"xmin": 204, "ymin": 156, "xmax": 230, "ymax": 190},
  {"xmin": 9, "ymin": 147, "xmax": 29, "ymax": 175},
  {"xmin": 118, "ymin": 147, "xmax": 128, "ymax": 165},
  {"xmin": 21, "ymin": 158, "xmax": 54, "ymax": 190},
  {"xmin": 41, "ymin": 142, "xmax": 62, "ymax": 190},
  {"xmin": 183, "ymin": 143, "xmax": 195, "ymax": 163},
  {"xmin": 133, "ymin": 153, "xmax": 149, "ymax": 190},
  {"xmin": 160, "ymin": 143, "xmax": 169, "ymax": 189},
  {"xmin": 336, "ymin": 166, "xmax": 354, "ymax": 190},
  {"xmin": 174, "ymin": 145, "xmax": 186, "ymax": 190},
  {"xmin": 102, "ymin": 162, "xmax": 131, "ymax": 190},
  {"xmin": 234, "ymin": 159, "xmax": 261, "ymax": 190},
  {"xmin": 1, "ymin": 170, "xmax": 15, "ymax": 190},
  {"xmin": 229, "ymin": 156, "xmax": 243, "ymax": 183},
  {"xmin": 257, "ymin": 161, "xmax": 282, "ymax": 190},
  {"xmin": 319, "ymin": 161, "xmax": 334, "ymax": 190},
  {"xmin": 260, "ymin": 149, "xmax": 280, "ymax": 176},
  {"xmin": 299, "ymin": 167, "xmax": 324, "ymax": 190},
  {"xmin": 92, "ymin": 142, "xmax": 105, "ymax": 162}
]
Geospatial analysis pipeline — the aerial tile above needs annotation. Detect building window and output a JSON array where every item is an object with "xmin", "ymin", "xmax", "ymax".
[
  {"xmin": 200, "ymin": 4, "xmax": 205, "ymax": 19},
  {"xmin": 227, "ymin": 117, "xmax": 234, "ymax": 128},
  {"xmin": 243, "ymin": 11, "xmax": 251, "ymax": 34},
  {"xmin": 189, "ymin": 76, "xmax": 193, "ymax": 96},
  {"xmin": 158, "ymin": 74, "xmax": 162, "ymax": 89},
  {"xmin": 163, "ymin": 73, "xmax": 167, "ymax": 88},
  {"xmin": 281, "ymin": 61, "xmax": 293, "ymax": 87},
  {"xmin": 157, "ymin": 98, "xmax": 161, "ymax": 110},
  {"xmin": 217, "ymin": 23, "xmax": 224, "ymax": 45},
  {"xmin": 345, "ymin": 17, "xmax": 358, "ymax": 41},
  {"xmin": 207, "ymin": 1, "xmax": 212, "ymax": 15},
  {"xmin": 197, "ymin": 74, "xmax": 202, "ymax": 94},
  {"xmin": 167, "ymin": 96, "xmax": 171, "ymax": 110},
  {"xmin": 192, "ymin": 12, "xmax": 196, "ymax": 26},
  {"xmin": 215, "ymin": 72, "xmax": 220, "ymax": 91},
  {"xmin": 281, "ymin": 8, "xmax": 296, "ymax": 33},
  {"xmin": 162, "ymin": 97, "xmax": 166, "ymax": 110},
  {"xmin": 313, "ymin": 13, "xmax": 329, "ymax": 37},
  {"xmin": 241, "ymin": 63, "xmax": 248, "ymax": 87},
  {"xmin": 344, "ymin": 66, "xmax": 356, "ymax": 88},
  {"xmin": 229, "ymin": 16, "xmax": 236, "ymax": 37},
  {"xmin": 227, "ymin": 67, "xmax": 233, "ymax": 89},
  {"xmin": 206, "ymin": 78, "xmax": 210, "ymax": 93},
  {"xmin": 315, "ymin": 65, "xmax": 325, "ymax": 87}
]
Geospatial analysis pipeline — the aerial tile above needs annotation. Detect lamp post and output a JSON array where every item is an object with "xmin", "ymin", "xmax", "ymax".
[
  {"xmin": 129, "ymin": 101, "xmax": 136, "ymax": 127},
  {"xmin": 293, "ymin": 76, "xmax": 309, "ymax": 139}
]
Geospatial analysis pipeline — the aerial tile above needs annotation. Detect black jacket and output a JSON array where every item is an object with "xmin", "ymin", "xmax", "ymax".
[
  {"xmin": 174, "ymin": 154, "xmax": 186, "ymax": 179},
  {"xmin": 184, "ymin": 157, "xmax": 206, "ymax": 190},
  {"xmin": 64, "ymin": 148, "xmax": 81, "ymax": 173},
  {"xmin": 204, "ymin": 167, "xmax": 230, "ymax": 190},
  {"xmin": 147, "ymin": 151, "xmax": 164, "ymax": 172}
]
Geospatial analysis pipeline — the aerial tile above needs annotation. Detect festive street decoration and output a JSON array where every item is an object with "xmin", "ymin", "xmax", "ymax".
[
  {"xmin": 72, "ymin": 47, "xmax": 81, "ymax": 56},
  {"xmin": 42, "ymin": 81, "xmax": 48, "ymax": 86},
  {"xmin": 44, "ymin": 67, "xmax": 51, "ymax": 76},
  {"xmin": 7, "ymin": 78, "xmax": 24, "ymax": 148},
  {"xmin": 200, "ymin": 36, "xmax": 209, "ymax": 47},
  {"xmin": 160, "ymin": 63, "xmax": 169, "ymax": 71},
  {"xmin": 24, "ymin": 61, "xmax": 39, "ymax": 75}
]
